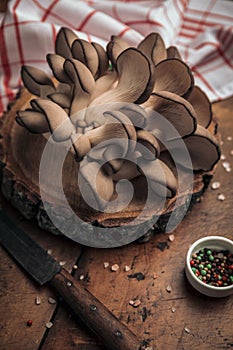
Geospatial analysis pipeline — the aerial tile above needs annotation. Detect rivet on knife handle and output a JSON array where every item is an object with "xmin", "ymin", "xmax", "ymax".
[{"xmin": 50, "ymin": 267, "xmax": 147, "ymax": 350}]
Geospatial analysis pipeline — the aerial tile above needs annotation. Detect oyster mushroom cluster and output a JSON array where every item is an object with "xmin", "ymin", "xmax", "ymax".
[{"xmin": 16, "ymin": 28, "xmax": 220, "ymax": 211}]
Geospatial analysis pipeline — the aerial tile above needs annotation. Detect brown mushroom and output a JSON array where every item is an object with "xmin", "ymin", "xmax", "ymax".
[
  {"xmin": 106, "ymin": 35, "xmax": 130, "ymax": 66},
  {"xmin": 103, "ymin": 146, "xmax": 124, "ymax": 173},
  {"xmin": 138, "ymin": 32, "xmax": 167, "ymax": 65},
  {"xmin": 46, "ymin": 54, "xmax": 72, "ymax": 84},
  {"xmin": 153, "ymin": 58, "xmax": 194, "ymax": 97},
  {"xmin": 72, "ymin": 39, "xmax": 99, "ymax": 77},
  {"xmin": 186, "ymin": 86, "xmax": 212, "ymax": 128},
  {"xmin": 64, "ymin": 58, "xmax": 95, "ymax": 115},
  {"xmin": 83, "ymin": 110, "xmax": 137, "ymax": 171},
  {"xmin": 53, "ymin": 83, "xmax": 73, "ymax": 111},
  {"xmin": 103, "ymin": 110, "xmax": 137, "ymax": 142},
  {"xmin": 55, "ymin": 27, "xmax": 78, "ymax": 59},
  {"xmin": 167, "ymin": 124, "xmax": 221, "ymax": 171},
  {"xmin": 167, "ymin": 46, "xmax": 182, "ymax": 60},
  {"xmin": 91, "ymin": 41, "xmax": 110, "ymax": 79},
  {"xmin": 144, "ymin": 91, "xmax": 197, "ymax": 140},
  {"xmin": 91, "ymin": 70, "xmax": 117, "ymax": 100},
  {"xmin": 48, "ymin": 92, "xmax": 71, "ymax": 109},
  {"xmin": 29, "ymin": 99, "xmax": 42, "ymax": 112},
  {"xmin": 112, "ymin": 160, "xmax": 140, "ymax": 181},
  {"xmin": 90, "ymin": 48, "xmax": 155, "ymax": 106},
  {"xmin": 71, "ymin": 133, "xmax": 91, "ymax": 160},
  {"xmin": 79, "ymin": 160, "xmax": 115, "ymax": 210},
  {"xmin": 118, "ymin": 103, "xmax": 147, "ymax": 129},
  {"xmin": 85, "ymin": 122, "xmax": 129, "ymax": 150},
  {"xmin": 138, "ymin": 158, "xmax": 177, "ymax": 197},
  {"xmin": 136, "ymin": 129, "xmax": 160, "ymax": 160},
  {"xmin": 21, "ymin": 65, "xmax": 55, "ymax": 96},
  {"xmin": 31, "ymin": 99, "xmax": 75, "ymax": 142},
  {"xmin": 16, "ymin": 109, "xmax": 50, "ymax": 134}
]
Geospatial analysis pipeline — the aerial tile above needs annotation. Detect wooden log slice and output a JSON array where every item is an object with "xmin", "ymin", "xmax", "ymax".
[{"xmin": 0, "ymin": 89, "xmax": 217, "ymax": 246}]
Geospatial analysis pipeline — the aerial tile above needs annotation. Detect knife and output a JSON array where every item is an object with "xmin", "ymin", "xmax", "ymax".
[{"xmin": 0, "ymin": 211, "xmax": 151, "ymax": 350}]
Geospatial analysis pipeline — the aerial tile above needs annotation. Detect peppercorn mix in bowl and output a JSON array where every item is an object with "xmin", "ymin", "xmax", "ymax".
[{"xmin": 185, "ymin": 236, "xmax": 233, "ymax": 297}]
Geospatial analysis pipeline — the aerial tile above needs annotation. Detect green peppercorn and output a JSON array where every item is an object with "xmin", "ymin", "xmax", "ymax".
[
  {"xmin": 207, "ymin": 250, "xmax": 212, "ymax": 255},
  {"xmin": 198, "ymin": 275, "xmax": 203, "ymax": 280},
  {"xmin": 198, "ymin": 264, "xmax": 204, "ymax": 269},
  {"xmin": 209, "ymin": 255, "xmax": 214, "ymax": 261},
  {"xmin": 201, "ymin": 270, "xmax": 207, "ymax": 276},
  {"xmin": 230, "ymin": 276, "xmax": 233, "ymax": 282},
  {"xmin": 206, "ymin": 263, "xmax": 212, "ymax": 269},
  {"xmin": 192, "ymin": 267, "xmax": 197, "ymax": 273},
  {"xmin": 197, "ymin": 256, "xmax": 202, "ymax": 261}
]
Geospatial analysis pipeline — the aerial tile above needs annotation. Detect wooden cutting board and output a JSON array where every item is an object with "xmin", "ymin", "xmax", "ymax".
[{"xmin": 0, "ymin": 97, "xmax": 232, "ymax": 350}]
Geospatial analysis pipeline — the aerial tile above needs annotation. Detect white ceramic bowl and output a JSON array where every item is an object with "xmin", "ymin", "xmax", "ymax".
[{"xmin": 185, "ymin": 236, "xmax": 233, "ymax": 297}]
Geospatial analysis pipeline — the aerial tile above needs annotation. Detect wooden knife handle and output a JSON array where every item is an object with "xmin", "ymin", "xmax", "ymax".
[{"xmin": 50, "ymin": 268, "xmax": 150, "ymax": 350}]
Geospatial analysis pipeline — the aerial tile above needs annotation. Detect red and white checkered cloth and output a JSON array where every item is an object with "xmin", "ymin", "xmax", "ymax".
[{"xmin": 0, "ymin": 0, "xmax": 233, "ymax": 116}]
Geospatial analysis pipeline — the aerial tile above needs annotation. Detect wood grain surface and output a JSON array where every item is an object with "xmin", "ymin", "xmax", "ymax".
[{"xmin": 0, "ymin": 97, "xmax": 233, "ymax": 350}]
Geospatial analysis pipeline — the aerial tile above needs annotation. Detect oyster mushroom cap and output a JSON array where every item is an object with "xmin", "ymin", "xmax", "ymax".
[
  {"xmin": 46, "ymin": 54, "xmax": 72, "ymax": 84},
  {"xmin": 85, "ymin": 123, "xmax": 128, "ymax": 147},
  {"xmin": 84, "ymin": 110, "xmax": 137, "ymax": 165},
  {"xmin": 64, "ymin": 58, "xmax": 96, "ymax": 92},
  {"xmin": 118, "ymin": 103, "xmax": 147, "ymax": 129},
  {"xmin": 168, "ymin": 124, "xmax": 221, "ymax": 172},
  {"xmin": 112, "ymin": 160, "xmax": 140, "ymax": 181},
  {"xmin": 31, "ymin": 99, "xmax": 75, "ymax": 142},
  {"xmin": 90, "ymin": 48, "xmax": 155, "ymax": 106},
  {"xmin": 186, "ymin": 86, "xmax": 212, "ymax": 128},
  {"xmin": 55, "ymin": 27, "xmax": 78, "ymax": 59},
  {"xmin": 138, "ymin": 158, "xmax": 177, "ymax": 198},
  {"xmin": 16, "ymin": 110, "xmax": 50, "ymax": 134},
  {"xmin": 92, "ymin": 70, "xmax": 117, "ymax": 100},
  {"xmin": 167, "ymin": 46, "xmax": 182, "ymax": 60},
  {"xmin": 21, "ymin": 65, "xmax": 55, "ymax": 96},
  {"xmin": 136, "ymin": 129, "xmax": 160, "ymax": 160},
  {"xmin": 91, "ymin": 41, "xmax": 110, "ymax": 78},
  {"xmin": 71, "ymin": 133, "xmax": 91, "ymax": 160},
  {"xmin": 137, "ymin": 32, "xmax": 167, "ymax": 65},
  {"xmin": 79, "ymin": 160, "xmax": 115, "ymax": 211},
  {"xmin": 48, "ymin": 92, "xmax": 71, "ymax": 109},
  {"xmin": 64, "ymin": 58, "xmax": 96, "ymax": 115},
  {"xmin": 144, "ymin": 91, "xmax": 197, "ymax": 140},
  {"xmin": 183, "ymin": 125, "xmax": 220, "ymax": 171},
  {"xmin": 71, "ymin": 105, "xmax": 106, "ymax": 130},
  {"xmin": 72, "ymin": 39, "xmax": 99, "ymax": 77},
  {"xmin": 30, "ymin": 99, "xmax": 44, "ymax": 112},
  {"xmin": 106, "ymin": 35, "xmax": 130, "ymax": 66},
  {"xmin": 103, "ymin": 110, "xmax": 137, "ymax": 143},
  {"xmin": 103, "ymin": 146, "xmax": 124, "ymax": 173},
  {"xmin": 85, "ymin": 123, "xmax": 131, "ymax": 161},
  {"xmin": 153, "ymin": 58, "xmax": 194, "ymax": 97}
]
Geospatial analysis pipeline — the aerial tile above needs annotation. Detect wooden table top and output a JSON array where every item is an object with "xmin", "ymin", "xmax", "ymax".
[{"xmin": 0, "ymin": 97, "xmax": 233, "ymax": 350}]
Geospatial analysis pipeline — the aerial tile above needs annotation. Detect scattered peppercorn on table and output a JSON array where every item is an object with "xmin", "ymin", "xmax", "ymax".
[{"xmin": 0, "ymin": 98, "xmax": 232, "ymax": 350}]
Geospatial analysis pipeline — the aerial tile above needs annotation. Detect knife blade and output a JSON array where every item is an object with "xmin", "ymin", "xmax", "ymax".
[{"xmin": 0, "ymin": 211, "xmax": 150, "ymax": 350}]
